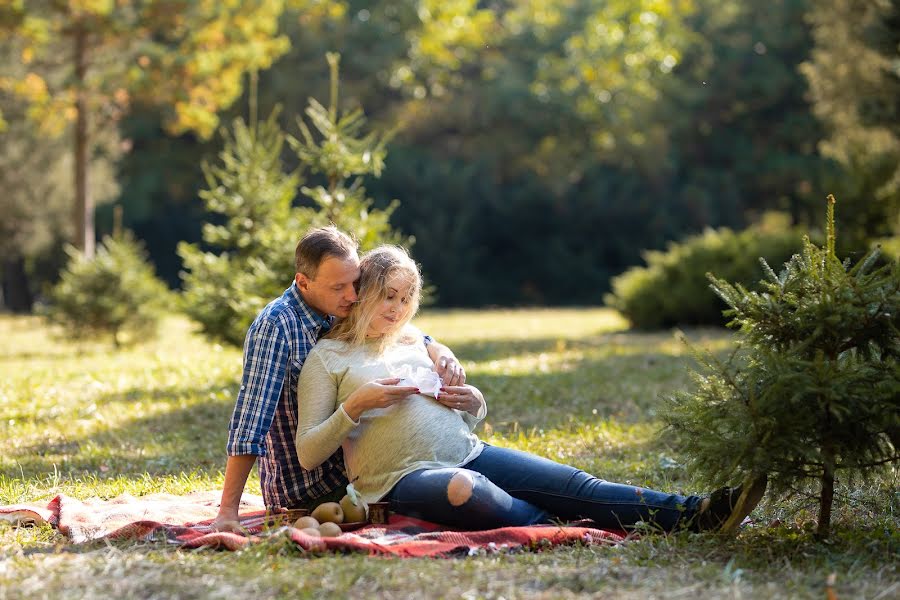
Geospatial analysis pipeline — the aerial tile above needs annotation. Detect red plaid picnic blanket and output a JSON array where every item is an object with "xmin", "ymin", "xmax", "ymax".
[{"xmin": 0, "ymin": 491, "xmax": 624, "ymax": 557}]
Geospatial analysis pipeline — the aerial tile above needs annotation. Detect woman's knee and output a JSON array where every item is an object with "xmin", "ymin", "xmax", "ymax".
[
  {"xmin": 447, "ymin": 470, "xmax": 476, "ymax": 506},
  {"xmin": 431, "ymin": 468, "xmax": 494, "ymax": 508}
]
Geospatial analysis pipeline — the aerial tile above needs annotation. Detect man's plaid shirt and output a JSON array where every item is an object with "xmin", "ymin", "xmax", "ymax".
[{"xmin": 226, "ymin": 283, "xmax": 347, "ymax": 509}]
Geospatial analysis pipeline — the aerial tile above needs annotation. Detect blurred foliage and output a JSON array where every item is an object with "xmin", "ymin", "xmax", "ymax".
[
  {"xmin": 801, "ymin": 0, "xmax": 900, "ymax": 249},
  {"xmin": 179, "ymin": 56, "xmax": 405, "ymax": 345},
  {"xmin": 0, "ymin": 38, "xmax": 119, "ymax": 311},
  {"xmin": 662, "ymin": 198, "xmax": 900, "ymax": 538},
  {"xmin": 879, "ymin": 235, "xmax": 900, "ymax": 261},
  {"xmin": 45, "ymin": 233, "xmax": 171, "ymax": 347},
  {"xmin": 0, "ymin": 0, "xmax": 290, "ymax": 138},
  {"xmin": 605, "ymin": 213, "xmax": 804, "ymax": 328},
  {"xmin": 662, "ymin": 0, "xmax": 830, "ymax": 224},
  {"xmin": 0, "ymin": 0, "xmax": 292, "ymax": 262},
  {"xmin": 4, "ymin": 0, "xmax": 898, "ymax": 311}
]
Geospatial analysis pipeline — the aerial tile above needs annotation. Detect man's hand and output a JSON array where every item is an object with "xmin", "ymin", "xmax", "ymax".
[
  {"xmin": 426, "ymin": 339, "xmax": 466, "ymax": 385},
  {"xmin": 211, "ymin": 510, "xmax": 244, "ymax": 533},
  {"xmin": 435, "ymin": 356, "xmax": 466, "ymax": 386},
  {"xmin": 436, "ymin": 384, "xmax": 484, "ymax": 416},
  {"xmin": 343, "ymin": 378, "xmax": 420, "ymax": 421},
  {"xmin": 213, "ymin": 454, "xmax": 257, "ymax": 534}
]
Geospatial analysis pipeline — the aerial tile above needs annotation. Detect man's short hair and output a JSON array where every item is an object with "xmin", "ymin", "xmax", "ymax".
[{"xmin": 295, "ymin": 226, "xmax": 358, "ymax": 278}]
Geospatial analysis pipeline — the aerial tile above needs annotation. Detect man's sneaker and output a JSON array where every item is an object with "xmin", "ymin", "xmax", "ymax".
[{"xmin": 690, "ymin": 474, "xmax": 767, "ymax": 533}]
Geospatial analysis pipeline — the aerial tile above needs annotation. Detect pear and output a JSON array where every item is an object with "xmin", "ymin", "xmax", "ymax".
[
  {"xmin": 311, "ymin": 501, "xmax": 344, "ymax": 524},
  {"xmin": 339, "ymin": 494, "xmax": 367, "ymax": 523},
  {"xmin": 293, "ymin": 516, "xmax": 319, "ymax": 529},
  {"xmin": 299, "ymin": 527, "xmax": 321, "ymax": 537},
  {"xmin": 317, "ymin": 521, "xmax": 343, "ymax": 537}
]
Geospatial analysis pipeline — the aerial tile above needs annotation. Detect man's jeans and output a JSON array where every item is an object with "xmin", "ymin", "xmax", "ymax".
[{"xmin": 386, "ymin": 444, "xmax": 703, "ymax": 531}]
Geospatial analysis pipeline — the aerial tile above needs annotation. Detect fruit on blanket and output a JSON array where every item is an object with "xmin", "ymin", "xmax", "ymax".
[
  {"xmin": 311, "ymin": 502, "xmax": 344, "ymax": 524},
  {"xmin": 317, "ymin": 522, "xmax": 342, "ymax": 537},
  {"xmin": 299, "ymin": 527, "xmax": 321, "ymax": 537},
  {"xmin": 339, "ymin": 494, "xmax": 367, "ymax": 522},
  {"xmin": 294, "ymin": 516, "xmax": 319, "ymax": 529}
]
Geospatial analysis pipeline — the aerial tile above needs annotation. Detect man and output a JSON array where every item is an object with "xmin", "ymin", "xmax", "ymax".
[{"xmin": 213, "ymin": 226, "xmax": 464, "ymax": 531}]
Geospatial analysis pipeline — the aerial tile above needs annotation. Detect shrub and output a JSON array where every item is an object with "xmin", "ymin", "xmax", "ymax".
[
  {"xmin": 662, "ymin": 196, "xmax": 900, "ymax": 538},
  {"xmin": 605, "ymin": 214, "xmax": 803, "ymax": 328},
  {"xmin": 876, "ymin": 235, "xmax": 900, "ymax": 262},
  {"xmin": 46, "ymin": 233, "xmax": 170, "ymax": 347}
]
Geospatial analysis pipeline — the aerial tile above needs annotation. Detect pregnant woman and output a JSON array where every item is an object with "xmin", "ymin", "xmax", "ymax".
[{"xmin": 296, "ymin": 245, "xmax": 765, "ymax": 533}]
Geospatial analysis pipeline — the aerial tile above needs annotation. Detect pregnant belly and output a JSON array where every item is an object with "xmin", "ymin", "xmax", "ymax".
[{"xmin": 346, "ymin": 396, "xmax": 475, "ymax": 472}]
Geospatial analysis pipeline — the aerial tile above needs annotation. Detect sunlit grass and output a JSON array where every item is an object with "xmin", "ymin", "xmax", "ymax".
[
  {"xmin": 0, "ymin": 316, "xmax": 246, "ymax": 525},
  {"xmin": 414, "ymin": 307, "xmax": 629, "ymax": 344},
  {"xmin": 1, "ymin": 311, "xmax": 897, "ymax": 599}
]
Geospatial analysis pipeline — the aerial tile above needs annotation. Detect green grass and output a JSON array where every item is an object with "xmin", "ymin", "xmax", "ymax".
[{"xmin": 1, "ymin": 310, "xmax": 897, "ymax": 599}]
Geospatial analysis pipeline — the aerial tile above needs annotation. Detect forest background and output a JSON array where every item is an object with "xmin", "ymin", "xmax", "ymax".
[{"xmin": 2, "ymin": 0, "xmax": 898, "ymax": 312}]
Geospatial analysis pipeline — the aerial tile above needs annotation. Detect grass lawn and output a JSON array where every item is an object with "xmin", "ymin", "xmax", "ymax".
[{"xmin": 1, "ymin": 309, "xmax": 897, "ymax": 599}]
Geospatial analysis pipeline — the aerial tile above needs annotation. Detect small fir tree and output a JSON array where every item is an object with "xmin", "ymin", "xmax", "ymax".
[
  {"xmin": 47, "ymin": 232, "xmax": 170, "ymax": 347},
  {"xmin": 179, "ymin": 108, "xmax": 307, "ymax": 345},
  {"xmin": 179, "ymin": 56, "xmax": 407, "ymax": 345},
  {"xmin": 287, "ymin": 52, "xmax": 406, "ymax": 250},
  {"xmin": 663, "ymin": 195, "xmax": 900, "ymax": 538}
]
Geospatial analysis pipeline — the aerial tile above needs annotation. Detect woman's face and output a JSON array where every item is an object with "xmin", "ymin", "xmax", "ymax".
[{"xmin": 365, "ymin": 271, "xmax": 414, "ymax": 338}]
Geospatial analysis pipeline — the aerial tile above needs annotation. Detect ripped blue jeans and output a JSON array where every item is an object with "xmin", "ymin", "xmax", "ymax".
[{"xmin": 385, "ymin": 444, "xmax": 702, "ymax": 532}]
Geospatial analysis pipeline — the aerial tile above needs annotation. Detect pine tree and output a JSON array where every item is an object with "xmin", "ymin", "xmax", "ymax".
[
  {"xmin": 179, "ymin": 56, "xmax": 407, "ymax": 345},
  {"xmin": 662, "ymin": 195, "xmax": 900, "ymax": 538},
  {"xmin": 47, "ymin": 232, "xmax": 171, "ymax": 348},
  {"xmin": 178, "ymin": 108, "xmax": 307, "ymax": 346},
  {"xmin": 287, "ymin": 52, "xmax": 406, "ymax": 250}
]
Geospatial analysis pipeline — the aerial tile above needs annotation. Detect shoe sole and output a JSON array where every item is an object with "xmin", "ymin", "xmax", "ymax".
[{"xmin": 719, "ymin": 474, "xmax": 767, "ymax": 533}]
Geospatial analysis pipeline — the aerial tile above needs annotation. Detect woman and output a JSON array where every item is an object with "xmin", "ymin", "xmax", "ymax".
[{"xmin": 296, "ymin": 246, "xmax": 766, "ymax": 532}]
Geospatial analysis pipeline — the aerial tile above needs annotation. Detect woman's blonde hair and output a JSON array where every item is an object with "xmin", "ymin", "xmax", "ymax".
[{"xmin": 326, "ymin": 245, "xmax": 422, "ymax": 353}]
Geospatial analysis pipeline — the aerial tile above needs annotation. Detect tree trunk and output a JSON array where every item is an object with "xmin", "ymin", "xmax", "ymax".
[
  {"xmin": 1, "ymin": 255, "xmax": 34, "ymax": 313},
  {"xmin": 817, "ymin": 446, "xmax": 835, "ymax": 539},
  {"xmin": 74, "ymin": 25, "xmax": 95, "ymax": 259}
]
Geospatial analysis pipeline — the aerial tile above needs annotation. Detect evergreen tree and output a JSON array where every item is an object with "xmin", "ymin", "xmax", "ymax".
[
  {"xmin": 178, "ymin": 108, "xmax": 306, "ymax": 346},
  {"xmin": 662, "ymin": 196, "xmax": 900, "ymax": 538},
  {"xmin": 46, "ymin": 232, "xmax": 170, "ymax": 348},
  {"xmin": 287, "ymin": 52, "xmax": 406, "ymax": 251},
  {"xmin": 179, "ymin": 56, "xmax": 406, "ymax": 345}
]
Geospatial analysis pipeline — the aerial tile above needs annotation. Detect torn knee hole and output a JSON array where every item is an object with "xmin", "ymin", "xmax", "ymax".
[{"xmin": 447, "ymin": 471, "xmax": 475, "ymax": 506}]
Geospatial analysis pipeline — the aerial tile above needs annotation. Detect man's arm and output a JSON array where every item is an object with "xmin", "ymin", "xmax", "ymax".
[
  {"xmin": 425, "ymin": 337, "xmax": 466, "ymax": 386},
  {"xmin": 212, "ymin": 455, "xmax": 258, "ymax": 532},
  {"xmin": 213, "ymin": 318, "xmax": 289, "ymax": 531}
]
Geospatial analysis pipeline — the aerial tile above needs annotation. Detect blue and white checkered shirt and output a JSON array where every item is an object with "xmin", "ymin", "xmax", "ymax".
[{"xmin": 226, "ymin": 283, "xmax": 347, "ymax": 509}]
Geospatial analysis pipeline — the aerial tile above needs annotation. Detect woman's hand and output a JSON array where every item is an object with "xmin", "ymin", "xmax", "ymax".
[
  {"xmin": 343, "ymin": 378, "xmax": 420, "ymax": 421},
  {"xmin": 437, "ymin": 385, "xmax": 484, "ymax": 416}
]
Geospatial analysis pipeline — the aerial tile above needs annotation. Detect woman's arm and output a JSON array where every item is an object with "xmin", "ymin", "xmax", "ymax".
[
  {"xmin": 296, "ymin": 351, "xmax": 421, "ymax": 469},
  {"xmin": 342, "ymin": 379, "xmax": 420, "ymax": 421},
  {"xmin": 295, "ymin": 351, "xmax": 356, "ymax": 470}
]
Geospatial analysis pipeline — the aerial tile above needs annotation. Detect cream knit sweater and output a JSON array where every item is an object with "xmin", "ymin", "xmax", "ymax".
[{"xmin": 296, "ymin": 337, "xmax": 485, "ymax": 504}]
